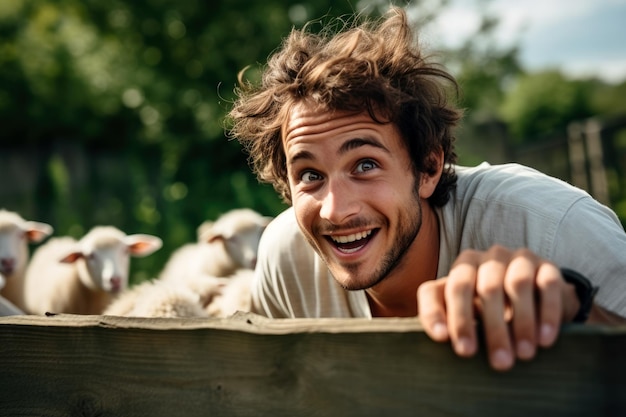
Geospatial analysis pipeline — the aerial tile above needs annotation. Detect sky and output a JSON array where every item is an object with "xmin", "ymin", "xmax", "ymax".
[{"xmin": 422, "ymin": 0, "xmax": 626, "ymax": 83}]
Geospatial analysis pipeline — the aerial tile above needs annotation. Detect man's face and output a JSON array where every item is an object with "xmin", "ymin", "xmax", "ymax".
[{"xmin": 283, "ymin": 103, "xmax": 426, "ymax": 290}]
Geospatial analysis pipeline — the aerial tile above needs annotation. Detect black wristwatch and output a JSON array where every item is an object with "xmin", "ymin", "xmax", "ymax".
[{"xmin": 560, "ymin": 268, "xmax": 599, "ymax": 323}]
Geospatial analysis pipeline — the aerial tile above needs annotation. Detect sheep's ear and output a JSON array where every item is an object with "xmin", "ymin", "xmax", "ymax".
[
  {"xmin": 60, "ymin": 252, "xmax": 84, "ymax": 264},
  {"xmin": 125, "ymin": 234, "xmax": 163, "ymax": 257},
  {"xmin": 24, "ymin": 221, "xmax": 54, "ymax": 243},
  {"xmin": 261, "ymin": 216, "xmax": 273, "ymax": 227},
  {"xmin": 196, "ymin": 221, "xmax": 214, "ymax": 242},
  {"xmin": 206, "ymin": 232, "xmax": 225, "ymax": 244}
]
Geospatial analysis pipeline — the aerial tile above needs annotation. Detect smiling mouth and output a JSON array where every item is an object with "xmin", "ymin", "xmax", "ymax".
[{"xmin": 327, "ymin": 229, "xmax": 377, "ymax": 253}]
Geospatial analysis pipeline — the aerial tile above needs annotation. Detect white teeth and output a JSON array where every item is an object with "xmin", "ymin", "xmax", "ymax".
[{"xmin": 331, "ymin": 229, "xmax": 372, "ymax": 244}]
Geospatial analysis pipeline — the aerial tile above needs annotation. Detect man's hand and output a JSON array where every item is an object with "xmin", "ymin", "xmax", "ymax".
[{"xmin": 417, "ymin": 245, "xmax": 580, "ymax": 371}]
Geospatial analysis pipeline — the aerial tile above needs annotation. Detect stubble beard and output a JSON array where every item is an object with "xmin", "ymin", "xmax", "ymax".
[
  {"xmin": 339, "ymin": 196, "xmax": 422, "ymax": 291},
  {"xmin": 309, "ymin": 185, "xmax": 423, "ymax": 291}
]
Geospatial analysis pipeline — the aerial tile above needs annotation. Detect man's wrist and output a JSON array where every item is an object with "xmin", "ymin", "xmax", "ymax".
[{"xmin": 560, "ymin": 268, "xmax": 599, "ymax": 323}]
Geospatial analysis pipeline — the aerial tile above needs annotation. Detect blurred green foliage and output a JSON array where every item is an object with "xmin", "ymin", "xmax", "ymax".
[{"xmin": 500, "ymin": 71, "xmax": 594, "ymax": 141}]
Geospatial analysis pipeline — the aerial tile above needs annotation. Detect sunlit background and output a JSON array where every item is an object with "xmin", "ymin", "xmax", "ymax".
[
  {"xmin": 1, "ymin": 0, "xmax": 625, "ymax": 283},
  {"xmin": 430, "ymin": 0, "xmax": 626, "ymax": 82}
]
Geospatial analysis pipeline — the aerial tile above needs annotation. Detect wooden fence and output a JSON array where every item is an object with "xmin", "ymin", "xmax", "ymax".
[
  {"xmin": 461, "ymin": 115, "xmax": 626, "ymax": 209},
  {"xmin": 1, "ymin": 313, "xmax": 625, "ymax": 416}
]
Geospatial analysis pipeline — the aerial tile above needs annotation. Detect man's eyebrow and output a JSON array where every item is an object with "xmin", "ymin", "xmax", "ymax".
[
  {"xmin": 288, "ymin": 150, "xmax": 314, "ymax": 165},
  {"xmin": 339, "ymin": 137, "xmax": 390, "ymax": 155},
  {"xmin": 288, "ymin": 137, "xmax": 390, "ymax": 165}
]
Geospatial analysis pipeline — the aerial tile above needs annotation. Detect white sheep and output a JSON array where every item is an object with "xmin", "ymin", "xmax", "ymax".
[
  {"xmin": 103, "ymin": 274, "xmax": 228, "ymax": 318},
  {"xmin": 159, "ymin": 208, "xmax": 272, "ymax": 281},
  {"xmin": 206, "ymin": 268, "xmax": 255, "ymax": 318},
  {"xmin": 103, "ymin": 208, "xmax": 270, "ymax": 318},
  {"xmin": 103, "ymin": 269, "xmax": 254, "ymax": 319},
  {"xmin": 0, "ymin": 209, "xmax": 54, "ymax": 311},
  {"xmin": 23, "ymin": 226, "xmax": 162, "ymax": 315}
]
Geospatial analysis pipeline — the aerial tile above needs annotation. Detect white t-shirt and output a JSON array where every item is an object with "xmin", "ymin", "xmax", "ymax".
[{"xmin": 252, "ymin": 163, "xmax": 626, "ymax": 318}]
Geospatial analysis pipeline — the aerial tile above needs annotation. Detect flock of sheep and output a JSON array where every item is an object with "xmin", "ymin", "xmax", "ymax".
[{"xmin": 0, "ymin": 208, "xmax": 272, "ymax": 319}]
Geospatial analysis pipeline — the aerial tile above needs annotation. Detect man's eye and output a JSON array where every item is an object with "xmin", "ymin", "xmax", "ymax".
[
  {"xmin": 301, "ymin": 171, "xmax": 322, "ymax": 184},
  {"xmin": 355, "ymin": 160, "xmax": 377, "ymax": 173}
]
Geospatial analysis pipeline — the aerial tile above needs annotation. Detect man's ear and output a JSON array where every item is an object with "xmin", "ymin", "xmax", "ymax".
[{"xmin": 418, "ymin": 149, "xmax": 444, "ymax": 199}]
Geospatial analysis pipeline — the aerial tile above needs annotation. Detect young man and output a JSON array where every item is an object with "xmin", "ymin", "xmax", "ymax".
[{"xmin": 228, "ymin": 7, "xmax": 626, "ymax": 371}]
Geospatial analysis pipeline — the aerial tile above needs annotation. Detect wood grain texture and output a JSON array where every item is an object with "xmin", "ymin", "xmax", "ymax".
[{"xmin": 1, "ymin": 313, "xmax": 625, "ymax": 417}]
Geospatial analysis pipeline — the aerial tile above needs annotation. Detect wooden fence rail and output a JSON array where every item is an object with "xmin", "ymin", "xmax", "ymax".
[{"xmin": 1, "ymin": 313, "xmax": 625, "ymax": 416}]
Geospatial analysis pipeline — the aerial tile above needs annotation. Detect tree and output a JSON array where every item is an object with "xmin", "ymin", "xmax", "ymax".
[
  {"xmin": 499, "ymin": 70, "xmax": 594, "ymax": 142},
  {"xmin": 590, "ymin": 79, "xmax": 626, "ymax": 117}
]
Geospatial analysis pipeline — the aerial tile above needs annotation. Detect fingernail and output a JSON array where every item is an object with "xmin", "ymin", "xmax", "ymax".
[
  {"xmin": 432, "ymin": 322, "xmax": 448, "ymax": 340},
  {"xmin": 491, "ymin": 348, "xmax": 513, "ymax": 370},
  {"xmin": 540, "ymin": 324, "xmax": 556, "ymax": 346},
  {"xmin": 516, "ymin": 339, "xmax": 535, "ymax": 360},
  {"xmin": 455, "ymin": 337, "xmax": 475, "ymax": 356}
]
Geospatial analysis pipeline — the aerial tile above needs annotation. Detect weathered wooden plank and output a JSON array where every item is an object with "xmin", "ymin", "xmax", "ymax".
[{"xmin": 1, "ymin": 313, "xmax": 625, "ymax": 417}]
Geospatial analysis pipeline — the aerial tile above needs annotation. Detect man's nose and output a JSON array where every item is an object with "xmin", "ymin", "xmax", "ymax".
[{"xmin": 319, "ymin": 179, "xmax": 360, "ymax": 224}]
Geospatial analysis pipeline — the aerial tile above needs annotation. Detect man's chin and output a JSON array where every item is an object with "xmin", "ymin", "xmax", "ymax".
[{"xmin": 331, "ymin": 269, "xmax": 379, "ymax": 291}]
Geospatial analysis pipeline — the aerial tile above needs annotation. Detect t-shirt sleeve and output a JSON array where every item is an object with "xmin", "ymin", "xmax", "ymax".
[
  {"xmin": 552, "ymin": 196, "xmax": 626, "ymax": 316},
  {"xmin": 250, "ymin": 208, "xmax": 317, "ymax": 318},
  {"xmin": 250, "ymin": 213, "xmax": 294, "ymax": 318},
  {"xmin": 440, "ymin": 163, "xmax": 626, "ymax": 318}
]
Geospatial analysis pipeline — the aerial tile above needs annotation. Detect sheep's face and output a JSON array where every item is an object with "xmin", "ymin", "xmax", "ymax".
[
  {"xmin": 0, "ymin": 223, "xmax": 28, "ymax": 279},
  {"xmin": 63, "ymin": 227, "xmax": 162, "ymax": 293},
  {"xmin": 0, "ymin": 212, "xmax": 52, "ymax": 280},
  {"xmin": 224, "ymin": 224, "xmax": 267, "ymax": 269},
  {"xmin": 206, "ymin": 209, "xmax": 272, "ymax": 270},
  {"xmin": 78, "ymin": 242, "xmax": 131, "ymax": 293}
]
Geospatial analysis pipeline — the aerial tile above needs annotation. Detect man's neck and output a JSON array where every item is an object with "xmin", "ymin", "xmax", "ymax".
[{"xmin": 365, "ymin": 202, "xmax": 440, "ymax": 317}]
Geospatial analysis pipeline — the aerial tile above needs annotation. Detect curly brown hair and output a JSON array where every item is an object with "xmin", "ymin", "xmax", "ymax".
[{"xmin": 227, "ymin": 7, "xmax": 463, "ymax": 206}]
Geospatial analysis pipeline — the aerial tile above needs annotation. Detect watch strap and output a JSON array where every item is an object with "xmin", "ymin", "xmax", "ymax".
[{"xmin": 560, "ymin": 268, "xmax": 599, "ymax": 323}]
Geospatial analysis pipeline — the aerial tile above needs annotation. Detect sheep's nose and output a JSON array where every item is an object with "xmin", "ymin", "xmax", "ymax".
[
  {"xmin": 0, "ymin": 258, "xmax": 15, "ymax": 274},
  {"xmin": 110, "ymin": 276, "xmax": 122, "ymax": 292}
]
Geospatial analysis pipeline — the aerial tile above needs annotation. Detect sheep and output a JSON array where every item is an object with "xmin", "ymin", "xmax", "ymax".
[
  {"xmin": 158, "ymin": 208, "xmax": 272, "ymax": 281},
  {"xmin": 22, "ymin": 226, "xmax": 162, "ymax": 315},
  {"xmin": 103, "ymin": 269, "xmax": 254, "ymax": 319},
  {"xmin": 0, "ymin": 209, "xmax": 54, "ymax": 311},
  {"xmin": 103, "ymin": 274, "xmax": 228, "ymax": 318},
  {"xmin": 103, "ymin": 208, "xmax": 270, "ymax": 319},
  {"xmin": 205, "ymin": 268, "xmax": 255, "ymax": 318}
]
